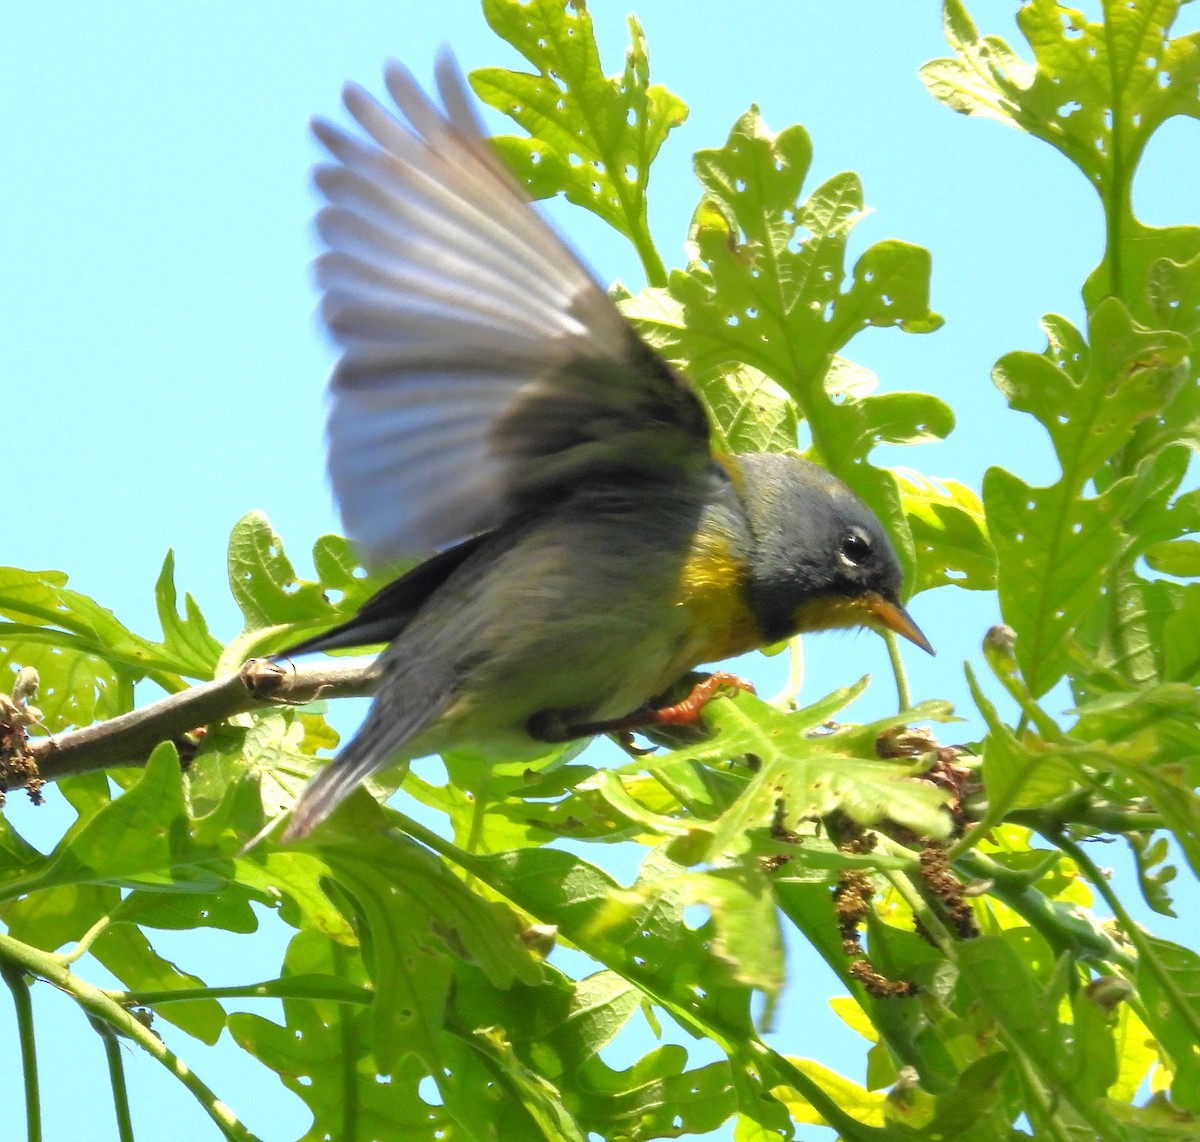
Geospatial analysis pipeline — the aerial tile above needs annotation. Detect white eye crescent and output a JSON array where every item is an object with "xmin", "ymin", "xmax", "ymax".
[{"xmin": 839, "ymin": 531, "xmax": 871, "ymax": 568}]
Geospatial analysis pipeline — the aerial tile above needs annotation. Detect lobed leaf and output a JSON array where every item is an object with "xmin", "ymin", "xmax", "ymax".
[
  {"xmin": 923, "ymin": 0, "xmax": 1200, "ymax": 201},
  {"xmin": 894, "ymin": 467, "xmax": 995, "ymax": 594},
  {"xmin": 623, "ymin": 106, "xmax": 945, "ymax": 585},
  {"xmin": 471, "ymin": 0, "xmax": 686, "ymax": 280}
]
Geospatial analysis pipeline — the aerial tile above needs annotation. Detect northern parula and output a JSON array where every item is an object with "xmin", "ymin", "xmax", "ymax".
[{"xmin": 280, "ymin": 54, "xmax": 932, "ymax": 842}]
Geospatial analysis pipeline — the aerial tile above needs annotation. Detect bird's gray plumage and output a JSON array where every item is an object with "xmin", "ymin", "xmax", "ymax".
[{"xmin": 277, "ymin": 54, "xmax": 928, "ymax": 843}]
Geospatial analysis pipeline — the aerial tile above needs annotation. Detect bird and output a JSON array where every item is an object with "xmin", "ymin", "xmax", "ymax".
[{"xmin": 277, "ymin": 52, "xmax": 932, "ymax": 843}]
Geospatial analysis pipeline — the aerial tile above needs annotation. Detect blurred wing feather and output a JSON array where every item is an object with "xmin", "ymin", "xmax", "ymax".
[{"xmin": 315, "ymin": 51, "xmax": 710, "ymax": 564}]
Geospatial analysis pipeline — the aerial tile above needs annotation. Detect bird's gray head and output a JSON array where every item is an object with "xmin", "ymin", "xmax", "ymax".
[{"xmin": 734, "ymin": 452, "xmax": 931, "ymax": 652}]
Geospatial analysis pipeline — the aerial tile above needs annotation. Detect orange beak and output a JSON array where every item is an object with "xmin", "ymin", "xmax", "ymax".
[{"xmin": 866, "ymin": 594, "xmax": 935, "ymax": 655}]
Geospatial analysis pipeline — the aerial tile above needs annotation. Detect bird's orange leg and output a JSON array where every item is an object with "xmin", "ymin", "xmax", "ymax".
[
  {"xmin": 527, "ymin": 672, "xmax": 755, "ymax": 743},
  {"xmin": 643, "ymin": 671, "xmax": 755, "ymax": 726}
]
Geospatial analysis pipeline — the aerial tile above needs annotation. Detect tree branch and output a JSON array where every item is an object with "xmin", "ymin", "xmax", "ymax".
[{"xmin": 21, "ymin": 658, "xmax": 379, "ymax": 786}]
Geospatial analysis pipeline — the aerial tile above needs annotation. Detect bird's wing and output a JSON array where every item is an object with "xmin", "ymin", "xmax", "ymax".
[
  {"xmin": 276, "ymin": 533, "xmax": 488, "ymax": 658},
  {"xmin": 314, "ymin": 51, "xmax": 711, "ymax": 566}
]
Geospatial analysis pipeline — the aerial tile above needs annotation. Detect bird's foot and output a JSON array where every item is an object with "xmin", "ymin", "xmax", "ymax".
[
  {"xmin": 526, "ymin": 672, "xmax": 755, "ymax": 744},
  {"xmin": 641, "ymin": 671, "xmax": 755, "ymax": 727}
]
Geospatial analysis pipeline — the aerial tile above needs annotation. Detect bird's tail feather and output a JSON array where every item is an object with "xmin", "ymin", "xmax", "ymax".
[{"xmin": 281, "ymin": 682, "xmax": 450, "ymax": 842}]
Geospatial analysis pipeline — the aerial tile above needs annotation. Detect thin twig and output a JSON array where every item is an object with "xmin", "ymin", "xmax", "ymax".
[
  {"xmin": 24, "ymin": 657, "xmax": 378, "ymax": 786},
  {"xmin": 0, "ymin": 931, "xmax": 263, "ymax": 1142},
  {"xmin": 2, "ymin": 957, "xmax": 41, "ymax": 1142},
  {"xmin": 90, "ymin": 1016, "xmax": 135, "ymax": 1142}
]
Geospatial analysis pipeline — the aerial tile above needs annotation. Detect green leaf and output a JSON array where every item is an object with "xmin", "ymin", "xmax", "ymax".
[
  {"xmin": 227, "ymin": 512, "xmax": 341, "ymax": 635},
  {"xmin": 471, "ymin": 844, "xmax": 762, "ymax": 1044},
  {"xmin": 667, "ymin": 862, "xmax": 786, "ymax": 1004},
  {"xmin": 449, "ymin": 961, "xmax": 737, "ymax": 1137},
  {"xmin": 19, "ymin": 743, "xmax": 232, "ymax": 895},
  {"xmin": 573, "ymin": 1047, "xmax": 736, "ymax": 1139},
  {"xmin": 699, "ymin": 363, "xmax": 800, "ymax": 456},
  {"xmin": 308, "ymin": 835, "xmax": 543, "ymax": 1073},
  {"xmin": 923, "ymin": 0, "xmax": 1200, "ymax": 449},
  {"xmin": 993, "ymin": 306, "xmax": 1188, "ymax": 478},
  {"xmin": 471, "ymin": 0, "xmax": 687, "ymax": 283},
  {"xmin": 324, "ymin": 853, "xmax": 455, "ymax": 1077},
  {"xmin": 1145, "ymin": 537, "xmax": 1200, "ymax": 578},
  {"xmin": 223, "ymin": 513, "xmax": 397, "ymax": 666},
  {"xmin": 465, "ymin": 1025, "xmax": 589, "ymax": 1142},
  {"xmin": 229, "ymin": 930, "xmax": 452, "ymax": 1140},
  {"xmin": 1, "ymin": 873, "xmax": 227, "ymax": 1044},
  {"xmin": 978, "ymin": 718, "xmax": 1080, "ymax": 819},
  {"xmin": 90, "ymin": 920, "xmax": 226, "ymax": 1044},
  {"xmin": 153, "ymin": 549, "xmax": 223, "ymax": 679},
  {"xmin": 1125, "ymin": 832, "xmax": 1178, "ymax": 919},
  {"xmin": 983, "ymin": 302, "xmax": 1190, "ymax": 696},
  {"xmin": 0, "ymin": 814, "xmax": 43, "ymax": 880},
  {"xmin": 674, "ymin": 695, "xmax": 955, "ymax": 857},
  {"xmin": 604, "ymin": 857, "xmax": 786, "ymax": 1017},
  {"xmin": 1069, "ymin": 683, "xmax": 1200, "ymax": 879},
  {"xmin": 113, "ymin": 882, "xmax": 264, "ymax": 934},
  {"xmin": 923, "ymin": 0, "xmax": 1200, "ymax": 199},
  {"xmin": 625, "ymin": 117, "xmax": 944, "ymax": 463},
  {"xmin": 1137, "ymin": 935, "xmax": 1200, "ymax": 1112},
  {"xmin": 622, "ymin": 105, "xmax": 944, "ymax": 586},
  {"xmin": 455, "ymin": 967, "xmax": 641, "ymax": 1080},
  {"xmin": 895, "ymin": 467, "xmax": 995, "ymax": 593},
  {"xmin": 774, "ymin": 1057, "xmax": 886, "ymax": 1128},
  {"xmin": 1, "ymin": 882, "xmax": 117, "ymax": 954},
  {"xmin": 0, "ymin": 565, "xmax": 191, "ymax": 728},
  {"xmin": 1162, "ymin": 584, "xmax": 1200, "ymax": 683},
  {"xmin": 956, "ymin": 936, "xmax": 1133, "ymax": 1136}
]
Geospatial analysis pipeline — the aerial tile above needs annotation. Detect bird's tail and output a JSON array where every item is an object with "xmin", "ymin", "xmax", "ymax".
[
  {"xmin": 281, "ymin": 739, "xmax": 405, "ymax": 843},
  {"xmin": 281, "ymin": 682, "xmax": 450, "ymax": 842}
]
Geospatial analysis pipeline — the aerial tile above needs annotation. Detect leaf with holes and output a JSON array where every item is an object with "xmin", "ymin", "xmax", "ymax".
[
  {"xmin": 574, "ymin": 1046, "xmax": 739, "ymax": 1139},
  {"xmin": 923, "ymin": 0, "xmax": 1200, "ymax": 447},
  {"xmin": 983, "ymin": 301, "xmax": 1190, "ymax": 696},
  {"xmin": 620, "ymin": 860, "xmax": 786, "ymax": 1007},
  {"xmin": 623, "ymin": 107, "xmax": 945, "ymax": 583},
  {"xmin": 626, "ymin": 115, "xmax": 944, "ymax": 469},
  {"xmin": 227, "ymin": 512, "xmax": 340, "ymax": 635},
  {"xmin": 993, "ymin": 305, "xmax": 1188, "ymax": 478},
  {"xmin": 229, "ymin": 929, "xmax": 463, "ymax": 1138},
  {"xmin": 472, "ymin": 844, "xmax": 764, "ymax": 1042},
  {"xmin": 922, "ymin": 0, "xmax": 1200, "ymax": 198},
  {"xmin": 314, "ymin": 836, "xmax": 542, "ymax": 1072},
  {"xmin": 471, "ymin": 0, "xmax": 686, "ymax": 271}
]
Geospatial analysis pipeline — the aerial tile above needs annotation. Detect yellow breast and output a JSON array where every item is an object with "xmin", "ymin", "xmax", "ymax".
[{"xmin": 677, "ymin": 532, "xmax": 763, "ymax": 663}]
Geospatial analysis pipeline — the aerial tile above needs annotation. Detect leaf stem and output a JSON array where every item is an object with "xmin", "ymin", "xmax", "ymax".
[
  {"xmin": 332, "ymin": 941, "xmax": 360, "ymax": 1142},
  {"xmin": 883, "ymin": 631, "xmax": 912, "ymax": 712},
  {"xmin": 90, "ymin": 1016, "xmax": 135, "ymax": 1142},
  {"xmin": 953, "ymin": 851, "xmax": 1133, "ymax": 968},
  {"xmin": 630, "ymin": 213, "xmax": 668, "ymax": 288},
  {"xmin": 744, "ymin": 1040, "xmax": 889, "ymax": 1141},
  {"xmin": 767, "ymin": 637, "xmax": 804, "ymax": 709},
  {"xmin": 102, "ymin": 980, "xmax": 373, "ymax": 1007},
  {"xmin": 61, "ymin": 914, "xmax": 112, "ymax": 964},
  {"xmin": 2, "ymin": 957, "xmax": 41, "ymax": 1142}
]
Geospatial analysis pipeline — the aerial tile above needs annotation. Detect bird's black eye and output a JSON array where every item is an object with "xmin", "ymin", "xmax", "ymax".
[{"xmin": 839, "ymin": 532, "xmax": 871, "ymax": 567}]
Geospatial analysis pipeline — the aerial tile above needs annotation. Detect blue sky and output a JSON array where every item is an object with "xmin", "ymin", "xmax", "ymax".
[{"xmin": 3, "ymin": 2, "xmax": 1198, "ymax": 1138}]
